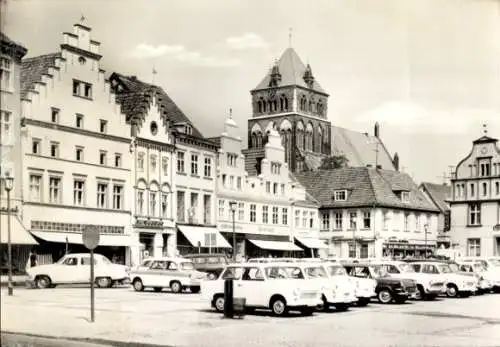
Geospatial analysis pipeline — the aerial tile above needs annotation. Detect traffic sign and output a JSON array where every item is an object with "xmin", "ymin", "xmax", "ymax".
[{"xmin": 82, "ymin": 226, "xmax": 100, "ymax": 250}]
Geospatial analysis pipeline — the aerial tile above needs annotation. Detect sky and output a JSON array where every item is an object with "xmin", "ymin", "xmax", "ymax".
[{"xmin": 2, "ymin": 0, "xmax": 500, "ymax": 183}]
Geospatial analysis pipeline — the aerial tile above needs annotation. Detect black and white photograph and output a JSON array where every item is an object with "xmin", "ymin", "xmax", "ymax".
[{"xmin": 1, "ymin": 0, "xmax": 500, "ymax": 346}]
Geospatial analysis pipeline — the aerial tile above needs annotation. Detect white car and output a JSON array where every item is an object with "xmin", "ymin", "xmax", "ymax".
[
  {"xmin": 26, "ymin": 253, "xmax": 130, "ymax": 289},
  {"xmin": 373, "ymin": 261, "xmax": 446, "ymax": 300},
  {"xmin": 201, "ymin": 262, "xmax": 322, "ymax": 316},
  {"xmin": 130, "ymin": 257, "xmax": 207, "ymax": 293},
  {"xmin": 341, "ymin": 264, "xmax": 378, "ymax": 306},
  {"xmin": 456, "ymin": 261, "xmax": 494, "ymax": 294},
  {"xmin": 411, "ymin": 261, "xmax": 478, "ymax": 298}
]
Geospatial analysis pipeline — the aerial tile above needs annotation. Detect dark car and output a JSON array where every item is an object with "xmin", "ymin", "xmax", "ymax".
[
  {"xmin": 343, "ymin": 263, "xmax": 418, "ymax": 304},
  {"xmin": 182, "ymin": 254, "xmax": 230, "ymax": 279}
]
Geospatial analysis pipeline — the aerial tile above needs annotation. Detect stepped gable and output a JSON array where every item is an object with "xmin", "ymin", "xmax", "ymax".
[
  {"xmin": 254, "ymin": 47, "xmax": 327, "ymax": 94},
  {"xmin": 110, "ymin": 73, "xmax": 203, "ymax": 138},
  {"xmin": 20, "ymin": 53, "xmax": 61, "ymax": 99}
]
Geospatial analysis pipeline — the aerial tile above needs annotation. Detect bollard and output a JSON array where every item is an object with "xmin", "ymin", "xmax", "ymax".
[{"xmin": 223, "ymin": 278, "xmax": 234, "ymax": 318}]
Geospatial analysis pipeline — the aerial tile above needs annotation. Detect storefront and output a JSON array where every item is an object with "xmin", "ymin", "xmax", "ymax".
[
  {"xmin": 177, "ymin": 224, "xmax": 232, "ymax": 256},
  {"xmin": 294, "ymin": 236, "xmax": 328, "ymax": 258},
  {"xmin": 382, "ymin": 239, "xmax": 436, "ymax": 259}
]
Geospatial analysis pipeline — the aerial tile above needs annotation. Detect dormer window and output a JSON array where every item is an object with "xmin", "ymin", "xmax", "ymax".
[
  {"xmin": 185, "ymin": 125, "xmax": 193, "ymax": 135},
  {"xmin": 401, "ymin": 191, "xmax": 410, "ymax": 203},
  {"xmin": 333, "ymin": 190, "xmax": 347, "ymax": 201}
]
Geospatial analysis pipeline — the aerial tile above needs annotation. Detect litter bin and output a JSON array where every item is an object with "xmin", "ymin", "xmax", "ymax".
[{"xmin": 233, "ymin": 297, "xmax": 246, "ymax": 318}]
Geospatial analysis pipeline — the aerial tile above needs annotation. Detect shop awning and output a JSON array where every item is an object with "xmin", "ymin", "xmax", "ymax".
[
  {"xmin": 248, "ymin": 239, "xmax": 303, "ymax": 251},
  {"xmin": 178, "ymin": 225, "xmax": 232, "ymax": 248},
  {"xmin": 295, "ymin": 237, "xmax": 328, "ymax": 249},
  {"xmin": 30, "ymin": 231, "xmax": 133, "ymax": 247},
  {"xmin": 0, "ymin": 214, "xmax": 38, "ymax": 245}
]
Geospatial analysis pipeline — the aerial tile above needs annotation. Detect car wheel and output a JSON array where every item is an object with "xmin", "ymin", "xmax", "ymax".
[
  {"xmin": 357, "ymin": 298, "xmax": 370, "ymax": 307},
  {"xmin": 213, "ymin": 295, "xmax": 225, "ymax": 313},
  {"xmin": 270, "ymin": 297, "xmax": 288, "ymax": 316},
  {"xmin": 35, "ymin": 275, "xmax": 51, "ymax": 289},
  {"xmin": 190, "ymin": 286, "xmax": 201, "ymax": 294},
  {"xmin": 414, "ymin": 285, "xmax": 425, "ymax": 300},
  {"xmin": 446, "ymin": 284, "xmax": 458, "ymax": 298},
  {"xmin": 335, "ymin": 303, "xmax": 349, "ymax": 312},
  {"xmin": 96, "ymin": 277, "xmax": 112, "ymax": 288},
  {"xmin": 153, "ymin": 287, "xmax": 162, "ymax": 292},
  {"xmin": 170, "ymin": 281, "xmax": 182, "ymax": 293},
  {"xmin": 133, "ymin": 278, "xmax": 144, "ymax": 292},
  {"xmin": 378, "ymin": 289, "xmax": 393, "ymax": 304}
]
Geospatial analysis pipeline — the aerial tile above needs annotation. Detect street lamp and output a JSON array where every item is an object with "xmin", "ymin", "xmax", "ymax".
[
  {"xmin": 424, "ymin": 224, "xmax": 429, "ymax": 259},
  {"xmin": 229, "ymin": 201, "xmax": 237, "ymax": 262},
  {"xmin": 4, "ymin": 175, "xmax": 14, "ymax": 296}
]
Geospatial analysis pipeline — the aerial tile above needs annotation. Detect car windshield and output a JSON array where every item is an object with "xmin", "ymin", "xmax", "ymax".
[
  {"xmin": 399, "ymin": 264, "xmax": 416, "ymax": 273},
  {"xmin": 327, "ymin": 265, "xmax": 347, "ymax": 276},
  {"xmin": 180, "ymin": 262, "xmax": 195, "ymax": 270},
  {"xmin": 304, "ymin": 266, "xmax": 328, "ymax": 278},
  {"xmin": 437, "ymin": 264, "xmax": 452, "ymax": 273},
  {"xmin": 448, "ymin": 264, "xmax": 459, "ymax": 272}
]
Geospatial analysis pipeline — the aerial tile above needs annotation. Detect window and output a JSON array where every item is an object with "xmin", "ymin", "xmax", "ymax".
[
  {"xmin": 227, "ymin": 153, "xmax": 238, "ymax": 167},
  {"xmin": 29, "ymin": 174, "xmax": 42, "ymax": 202},
  {"xmin": 383, "ymin": 211, "xmax": 389, "ymax": 230},
  {"xmin": 49, "ymin": 177, "xmax": 61, "ymax": 204},
  {"xmin": 137, "ymin": 153, "xmax": 144, "ymax": 171},
  {"xmin": 62, "ymin": 257, "xmax": 78, "ymax": 266},
  {"xmin": 99, "ymin": 151, "xmax": 107, "ymax": 165},
  {"xmin": 302, "ymin": 211, "xmax": 307, "ymax": 228},
  {"xmin": 309, "ymin": 212, "xmax": 315, "ymax": 228},
  {"xmin": 229, "ymin": 175, "xmax": 235, "ymax": 189},
  {"xmin": 137, "ymin": 190, "xmax": 144, "ymax": 215},
  {"xmin": 75, "ymin": 114, "xmax": 84, "ymax": 128},
  {"xmin": 150, "ymin": 191, "xmax": 157, "ymax": 216},
  {"xmin": 97, "ymin": 183, "xmax": 108, "ymax": 208},
  {"xmin": 360, "ymin": 244, "xmax": 369, "ymax": 259},
  {"xmin": 203, "ymin": 195, "xmax": 211, "ymax": 224},
  {"xmin": 99, "ymin": 120, "xmax": 107, "ymax": 133},
  {"xmin": 51, "ymin": 108, "xmax": 59, "ymax": 123},
  {"xmin": 238, "ymin": 202, "xmax": 244, "ymax": 221},
  {"xmin": 295, "ymin": 210, "xmax": 300, "ymax": 227},
  {"xmin": 177, "ymin": 152, "xmax": 185, "ymax": 173},
  {"xmin": 401, "ymin": 191, "xmax": 410, "ymax": 202},
  {"xmin": 222, "ymin": 174, "xmax": 227, "ymax": 188},
  {"xmin": 50, "ymin": 142, "xmax": 59, "ymax": 158},
  {"xmin": 0, "ymin": 56, "xmax": 12, "ymax": 90},
  {"xmin": 470, "ymin": 183, "xmax": 475, "ymax": 197},
  {"xmin": 190, "ymin": 193, "xmax": 199, "ymax": 223},
  {"xmin": 162, "ymin": 157, "xmax": 168, "ymax": 176},
  {"xmin": 150, "ymin": 155, "xmax": 157, "ymax": 171},
  {"xmin": 349, "ymin": 212, "xmax": 357, "ymax": 229},
  {"xmin": 114, "ymin": 154, "xmax": 122, "ymax": 168},
  {"xmin": 480, "ymin": 163, "xmax": 490, "ymax": 177},
  {"xmin": 204, "ymin": 157, "xmax": 211, "ymax": 177},
  {"xmin": 73, "ymin": 180, "xmax": 85, "ymax": 206},
  {"xmin": 273, "ymin": 183, "xmax": 278, "ymax": 195},
  {"xmin": 71, "ymin": 147, "xmax": 83, "ymax": 163},
  {"xmin": 282, "ymin": 208, "xmax": 288, "ymax": 225},
  {"xmin": 280, "ymin": 184, "xmax": 285, "ymax": 196},
  {"xmin": 335, "ymin": 212, "xmax": 343, "ymax": 230},
  {"xmin": 73, "ymin": 79, "xmax": 92, "ymax": 99},
  {"xmin": 415, "ymin": 213, "xmax": 421, "ymax": 231},
  {"xmin": 334, "ymin": 190, "xmax": 347, "ymax": 201},
  {"xmin": 262, "ymin": 205, "xmax": 269, "ymax": 223},
  {"xmin": 468, "ymin": 204, "xmax": 481, "ymax": 226},
  {"xmin": 237, "ymin": 177, "xmax": 242, "ymax": 190},
  {"xmin": 482, "ymin": 182, "xmax": 487, "ymax": 196},
  {"xmin": 348, "ymin": 243, "xmax": 356, "ymax": 258},
  {"xmin": 113, "ymin": 185, "xmax": 123, "ymax": 209},
  {"xmin": 266, "ymin": 181, "xmax": 271, "ymax": 193},
  {"xmin": 272, "ymin": 207, "xmax": 279, "ymax": 224},
  {"xmin": 0, "ymin": 110, "xmax": 12, "ymax": 143},
  {"xmin": 32, "ymin": 139, "xmax": 41, "ymax": 155},
  {"xmin": 271, "ymin": 162, "xmax": 281, "ymax": 175},
  {"xmin": 496, "ymin": 182, "xmax": 500, "ymax": 196},
  {"xmin": 218, "ymin": 200, "xmax": 225, "ymax": 219},
  {"xmin": 250, "ymin": 204, "xmax": 256, "ymax": 222},
  {"xmin": 404, "ymin": 213, "xmax": 409, "ymax": 231},
  {"xmin": 321, "ymin": 212, "xmax": 330, "ymax": 230},
  {"xmin": 467, "ymin": 238, "xmax": 481, "ymax": 257},
  {"xmin": 363, "ymin": 211, "xmax": 371, "ymax": 229},
  {"xmin": 161, "ymin": 193, "xmax": 168, "ymax": 217}
]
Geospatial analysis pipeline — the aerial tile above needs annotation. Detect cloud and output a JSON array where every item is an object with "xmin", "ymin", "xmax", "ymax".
[
  {"xmin": 225, "ymin": 33, "xmax": 269, "ymax": 50},
  {"xmin": 130, "ymin": 43, "xmax": 240, "ymax": 67}
]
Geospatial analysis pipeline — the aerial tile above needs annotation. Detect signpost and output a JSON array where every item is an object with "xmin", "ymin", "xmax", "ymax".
[{"xmin": 82, "ymin": 226, "xmax": 100, "ymax": 323}]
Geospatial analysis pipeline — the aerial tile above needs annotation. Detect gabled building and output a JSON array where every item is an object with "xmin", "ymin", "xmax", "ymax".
[
  {"xmin": 419, "ymin": 182, "xmax": 451, "ymax": 248},
  {"xmin": 211, "ymin": 111, "xmax": 322, "ymax": 259},
  {"xmin": 19, "ymin": 22, "xmax": 134, "ymax": 264},
  {"xmin": 294, "ymin": 167, "xmax": 439, "ymax": 259},
  {"xmin": 449, "ymin": 132, "xmax": 500, "ymax": 257}
]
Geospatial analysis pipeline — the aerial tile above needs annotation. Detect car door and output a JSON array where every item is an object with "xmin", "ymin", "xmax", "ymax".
[
  {"xmin": 79, "ymin": 255, "xmax": 96, "ymax": 283},
  {"xmin": 57, "ymin": 256, "xmax": 80, "ymax": 283},
  {"xmin": 166, "ymin": 260, "xmax": 183, "ymax": 287},
  {"xmin": 238, "ymin": 267, "xmax": 265, "ymax": 307}
]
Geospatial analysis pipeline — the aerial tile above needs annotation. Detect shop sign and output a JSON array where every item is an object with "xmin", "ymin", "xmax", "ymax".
[{"xmin": 217, "ymin": 223, "xmax": 244, "ymax": 232}]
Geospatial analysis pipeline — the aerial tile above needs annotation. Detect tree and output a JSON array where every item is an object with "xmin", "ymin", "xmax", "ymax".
[{"xmin": 319, "ymin": 154, "xmax": 349, "ymax": 170}]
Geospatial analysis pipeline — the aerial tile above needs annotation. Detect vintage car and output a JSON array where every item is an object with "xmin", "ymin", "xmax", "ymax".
[
  {"xmin": 456, "ymin": 260, "xmax": 498, "ymax": 294},
  {"xmin": 318, "ymin": 263, "xmax": 359, "ymax": 310},
  {"xmin": 26, "ymin": 253, "xmax": 130, "ymax": 289},
  {"xmin": 201, "ymin": 262, "xmax": 322, "ymax": 316},
  {"xmin": 409, "ymin": 261, "xmax": 478, "ymax": 298},
  {"xmin": 330, "ymin": 263, "xmax": 377, "ymax": 307},
  {"xmin": 372, "ymin": 261, "xmax": 445, "ymax": 300},
  {"xmin": 182, "ymin": 253, "xmax": 230, "ymax": 280},
  {"xmin": 130, "ymin": 257, "xmax": 207, "ymax": 293},
  {"xmin": 343, "ymin": 263, "xmax": 417, "ymax": 304}
]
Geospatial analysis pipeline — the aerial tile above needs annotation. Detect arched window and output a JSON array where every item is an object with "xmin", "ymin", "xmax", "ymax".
[
  {"xmin": 257, "ymin": 100, "xmax": 263, "ymax": 113},
  {"xmin": 268, "ymin": 100, "xmax": 272, "ymax": 112},
  {"xmin": 317, "ymin": 127, "xmax": 323, "ymax": 153},
  {"xmin": 262, "ymin": 100, "xmax": 267, "ymax": 112},
  {"xmin": 284, "ymin": 97, "xmax": 289, "ymax": 111},
  {"xmin": 273, "ymin": 100, "xmax": 277, "ymax": 112},
  {"xmin": 300, "ymin": 95, "xmax": 307, "ymax": 111},
  {"xmin": 256, "ymin": 132, "xmax": 263, "ymax": 147},
  {"xmin": 308, "ymin": 100, "xmax": 313, "ymax": 112},
  {"xmin": 317, "ymin": 101, "xmax": 323, "ymax": 116},
  {"xmin": 280, "ymin": 97, "xmax": 284, "ymax": 111},
  {"xmin": 251, "ymin": 133, "xmax": 258, "ymax": 148}
]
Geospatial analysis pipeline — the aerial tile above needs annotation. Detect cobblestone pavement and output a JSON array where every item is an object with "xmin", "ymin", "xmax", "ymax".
[{"xmin": 2, "ymin": 287, "xmax": 500, "ymax": 347}]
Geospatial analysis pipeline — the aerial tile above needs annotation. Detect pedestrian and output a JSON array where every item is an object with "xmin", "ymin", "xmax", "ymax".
[{"xmin": 28, "ymin": 249, "xmax": 38, "ymax": 268}]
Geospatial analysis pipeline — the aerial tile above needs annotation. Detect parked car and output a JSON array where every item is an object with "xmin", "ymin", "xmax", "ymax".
[
  {"xmin": 343, "ymin": 263, "xmax": 417, "ymax": 304},
  {"xmin": 130, "ymin": 257, "xmax": 207, "ymax": 293},
  {"xmin": 332, "ymin": 263, "xmax": 377, "ymax": 307},
  {"xmin": 371, "ymin": 261, "xmax": 445, "ymax": 300},
  {"xmin": 319, "ymin": 263, "xmax": 359, "ymax": 310},
  {"xmin": 201, "ymin": 262, "xmax": 322, "ymax": 316},
  {"xmin": 26, "ymin": 253, "xmax": 130, "ymax": 289},
  {"xmin": 183, "ymin": 253, "xmax": 230, "ymax": 280},
  {"xmin": 409, "ymin": 261, "xmax": 478, "ymax": 298},
  {"xmin": 456, "ymin": 260, "xmax": 497, "ymax": 294}
]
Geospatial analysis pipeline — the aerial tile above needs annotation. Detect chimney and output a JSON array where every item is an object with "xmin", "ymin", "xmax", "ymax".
[
  {"xmin": 393, "ymin": 152, "xmax": 400, "ymax": 171},
  {"xmin": 374, "ymin": 122, "xmax": 380, "ymax": 138}
]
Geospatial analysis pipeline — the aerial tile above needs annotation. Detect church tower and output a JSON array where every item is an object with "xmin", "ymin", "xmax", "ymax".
[{"xmin": 247, "ymin": 47, "xmax": 332, "ymax": 173}]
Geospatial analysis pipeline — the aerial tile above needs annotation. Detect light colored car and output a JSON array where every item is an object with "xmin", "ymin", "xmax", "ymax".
[
  {"xmin": 373, "ymin": 261, "xmax": 446, "ymax": 300},
  {"xmin": 130, "ymin": 257, "xmax": 207, "ymax": 293},
  {"xmin": 342, "ymin": 264, "xmax": 378, "ymax": 306},
  {"xmin": 411, "ymin": 261, "xmax": 478, "ymax": 298},
  {"xmin": 457, "ymin": 261, "xmax": 499, "ymax": 293},
  {"xmin": 201, "ymin": 262, "xmax": 322, "ymax": 316},
  {"xmin": 26, "ymin": 253, "xmax": 130, "ymax": 289}
]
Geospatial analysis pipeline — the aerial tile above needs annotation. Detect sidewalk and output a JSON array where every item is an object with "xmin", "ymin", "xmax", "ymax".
[{"xmin": 0, "ymin": 275, "xmax": 28, "ymax": 287}]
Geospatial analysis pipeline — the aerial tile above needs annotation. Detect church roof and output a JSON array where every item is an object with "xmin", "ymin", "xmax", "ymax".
[{"xmin": 253, "ymin": 47, "xmax": 327, "ymax": 94}]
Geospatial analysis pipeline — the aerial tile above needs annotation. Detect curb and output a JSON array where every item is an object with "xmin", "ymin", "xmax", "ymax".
[{"xmin": 0, "ymin": 281, "xmax": 29, "ymax": 288}]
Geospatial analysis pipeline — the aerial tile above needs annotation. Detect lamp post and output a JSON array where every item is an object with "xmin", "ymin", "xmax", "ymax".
[
  {"xmin": 229, "ymin": 201, "xmax": 237, "ymax": 262},
  {"xmin": 424, "ymin": 224, "xmax": 428, "ymax": 259},
  {"xmin": 4, "ymin": 175, "xmax": 14, "ymax": 296}
]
